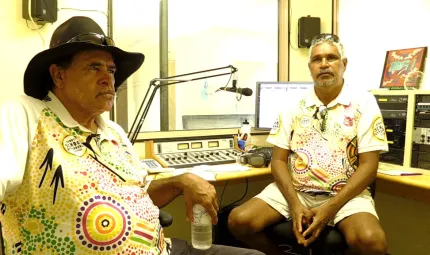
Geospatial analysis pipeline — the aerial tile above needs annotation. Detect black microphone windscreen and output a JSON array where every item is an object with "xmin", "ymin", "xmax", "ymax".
[{"xmin": 242, "ymin": 88, "xmax": 253, "ymax": 96}]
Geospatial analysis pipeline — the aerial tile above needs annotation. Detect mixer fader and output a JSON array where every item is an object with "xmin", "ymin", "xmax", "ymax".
[{"xmin": 146, "ymin": 136, "xmax": 243, "ymax": 168}]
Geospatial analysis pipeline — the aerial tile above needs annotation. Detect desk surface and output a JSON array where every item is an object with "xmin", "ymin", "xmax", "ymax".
[{"xmin": 150, "ymin": 162, "xmax": 430, "ymax": 204}]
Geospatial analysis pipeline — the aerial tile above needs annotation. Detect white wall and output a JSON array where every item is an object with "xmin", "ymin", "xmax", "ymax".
[
  {"xmin": 289, "ymin": 0, "xmax": 333, "ymax": 81},
  {"xmin": 339, "ymin": 0, "xmax": 430, "ymax": 92},
  {"xmin": 0, "ymin": 0, "xmax": 108, "ymax": 103}
]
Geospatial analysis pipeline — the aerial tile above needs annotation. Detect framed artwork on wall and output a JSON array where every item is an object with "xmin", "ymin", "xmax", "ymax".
[{"xmin": 380, "ymin": 46, "xmax": 427, "ymax": 90}]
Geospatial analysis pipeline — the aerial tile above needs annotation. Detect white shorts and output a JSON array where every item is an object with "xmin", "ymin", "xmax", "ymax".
[{"xmin": 255, "ymin": 182, "xmax": 378, "ymax": 226}]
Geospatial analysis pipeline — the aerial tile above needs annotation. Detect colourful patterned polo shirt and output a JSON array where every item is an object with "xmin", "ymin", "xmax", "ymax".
[
  {"xmin": 267, "ymin": 85, "xmax": 388, "ymax": 194},
  {"xmin": 0, "ymin": 92, "xmax": 171, "ymax": 255}
]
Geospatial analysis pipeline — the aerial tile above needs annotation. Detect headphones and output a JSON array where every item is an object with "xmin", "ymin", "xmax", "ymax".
[{"xmin": 240, "ymin": 148, "xmax": 272, "ymax": 168}]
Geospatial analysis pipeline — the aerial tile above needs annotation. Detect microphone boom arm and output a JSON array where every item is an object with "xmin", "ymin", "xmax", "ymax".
[{"xmin": 128, "ymin": 65, "xmax": 238, "ymax": 144}]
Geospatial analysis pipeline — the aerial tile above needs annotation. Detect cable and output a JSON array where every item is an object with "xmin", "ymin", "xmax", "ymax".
[
  {"xmin": 26, "ymin": 20, "xmax": 45, "ymax": 30},
  {"xmin": 214, "ymin": 72, "xmax": 233, "ymax": 94},
  {"xmin": 58, "ymin": 8, "xmax": 108, "ymax": 17},
  {"xmin": 28, "ymin": 0, "xmax": 46, "ymax": 48},
  {"xmin": 288, "ymin": 0, "xmax": 298, "ymax": 51},
  {"xmin": 218, "ymin": 180, "xmax": 229, "ymax": 208},
  {"xmin": 223, "ymin": 178, "xmax": 249, "ymax": 208}
]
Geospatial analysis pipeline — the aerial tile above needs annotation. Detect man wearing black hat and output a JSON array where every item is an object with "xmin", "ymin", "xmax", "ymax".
[{"xmin": 0, "ymin": 16, "xmax": 264, "ymax": 255}]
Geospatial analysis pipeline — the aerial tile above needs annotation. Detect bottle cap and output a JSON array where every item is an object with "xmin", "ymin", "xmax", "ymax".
[{"xmin": 242, "ymin": 119, "xmax": 249, "ymax": 124}]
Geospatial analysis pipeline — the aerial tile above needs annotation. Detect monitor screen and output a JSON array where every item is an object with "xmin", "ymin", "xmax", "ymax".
[{"xmin": 255, "ymin": 81, "xmax": 314, "ymax": 130}]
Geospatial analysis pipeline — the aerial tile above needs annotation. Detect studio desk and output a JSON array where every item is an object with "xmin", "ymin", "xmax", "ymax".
[{"xmin": 149, "ymin": 162, "xmax": 430, "ymax": 205}]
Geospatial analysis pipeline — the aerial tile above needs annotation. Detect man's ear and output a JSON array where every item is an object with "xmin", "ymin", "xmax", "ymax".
[
  {"xmin": 342, "ymin": 58, "xmax": 348, "ymax": 70},
  {"xmin": 49, "ymin": 64, "xmax": 65, "ymax": 89}
]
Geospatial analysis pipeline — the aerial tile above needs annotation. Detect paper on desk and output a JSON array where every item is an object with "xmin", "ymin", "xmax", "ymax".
[
  {"xmin": 378, "ymin": 169, "xmax": 422, "ymax": 176},
  {"xmin": 172, "ymin": 168, "xmax": 217, "ymax": 181},
  {"xmin": 205, "ymin": 164, "xmax": 250, "ymax": 172},
  {"xmin": 171, "ymin": 164, "xmax": 250, "ymax": 181}
]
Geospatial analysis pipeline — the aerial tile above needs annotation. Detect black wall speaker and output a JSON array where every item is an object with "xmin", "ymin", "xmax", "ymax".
[
  {"xmin": 23, "ymin": 0, "xmax": 58, "ymax": 24},
  {"xmin": 298, "ymin": 16, "xmax": 321, "ymax": 48}
]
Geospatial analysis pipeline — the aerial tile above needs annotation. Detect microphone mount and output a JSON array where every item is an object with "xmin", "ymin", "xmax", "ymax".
[{"xmin": 128, "ymin": 65, "xmax": 238, "ymax": 145}]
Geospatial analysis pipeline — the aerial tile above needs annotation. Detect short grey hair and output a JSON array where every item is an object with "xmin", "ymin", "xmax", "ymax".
[{"xmin": 308, "ymin": 40, "xmax": 347, "ymax": 61}]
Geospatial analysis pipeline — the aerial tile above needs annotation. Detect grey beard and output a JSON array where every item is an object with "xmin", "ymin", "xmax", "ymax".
[{"xmin": 315, "ymin": 78, "xmax": 336, "ymax": 87}]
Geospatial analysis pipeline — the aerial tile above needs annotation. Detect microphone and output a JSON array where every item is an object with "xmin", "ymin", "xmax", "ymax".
[
  {"xmin": 218, "ymin": 73, "xmax": 253, "ymax": 96},
  {"xmin": 218, "ymin": 86, "xmax": 253, "ymax": 96}
]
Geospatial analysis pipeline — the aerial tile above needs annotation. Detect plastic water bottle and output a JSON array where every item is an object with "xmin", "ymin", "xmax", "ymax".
[
  {"xmin": 239, "ymin": 119, "xmax": 251, "ymax": 151},
  {"xmin": 191, "ymin": 204, "xmax": 212, "ymax": 250}
]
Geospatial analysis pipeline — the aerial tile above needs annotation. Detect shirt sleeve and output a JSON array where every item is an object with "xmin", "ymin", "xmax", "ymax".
[
  {"xmin": 357, "ymin": 93, "xmax": 389, "ymax": 154},
  {"xmin": 266, "ymin": 108, "xmax": 294, "ymax": 150},
  {"xmin": 0, "ymin": 99, "xmax": 29, "ymax": 201}
]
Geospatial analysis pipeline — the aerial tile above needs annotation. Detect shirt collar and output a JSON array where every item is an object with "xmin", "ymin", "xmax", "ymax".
[
  {"xmin": 43, "ymin": 91, "xmax": 108, "ymax": 134},
  {"xmin": 304, "ymin": 84, "xmax": 351, "ymax": 108}
]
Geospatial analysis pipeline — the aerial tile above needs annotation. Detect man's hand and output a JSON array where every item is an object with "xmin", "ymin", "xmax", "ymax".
[
  {"xmin": 181, "ymin": 173, "xmax": 219, "ymax": 225},
  {"xmin": 301, "ymin": 203, "xmax": 338, "ymax": 247},
  {"xmin": 290, "ymin": 204, "xmax": 314, "ymax": 245}
]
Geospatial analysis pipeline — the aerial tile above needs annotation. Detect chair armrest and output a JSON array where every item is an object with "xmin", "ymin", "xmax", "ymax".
[{"xmin": 159, "ymin": 210, "xmax": 173, "ymax": 227}]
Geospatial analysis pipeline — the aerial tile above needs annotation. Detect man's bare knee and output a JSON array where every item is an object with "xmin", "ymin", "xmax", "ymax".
[
  {"xmin": 346, "ymin": 227, "xmax": 387, "ymax": 255},
  {"xmin": 228, "ymin": 207, "xmax": 259, "ymax": 237},
  {"xmin": 228, "ymin": 198, "xmax": 283, "ymax": 238}
]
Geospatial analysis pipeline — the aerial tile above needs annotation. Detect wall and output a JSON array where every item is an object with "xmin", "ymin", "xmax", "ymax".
[
  {"xmin": 339, "ymin": 0, "xmax": 430, "ymax": 92},
  {"xmin": 288, "ymin": 0, "xmax": 334, "ymax": 81},
  {"xmin": 0, "ymin": 0, "xmax": 108, "ymax": 103}
]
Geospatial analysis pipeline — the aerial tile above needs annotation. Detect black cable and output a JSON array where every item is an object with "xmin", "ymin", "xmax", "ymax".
[
  {"xmin": 224, "ymin": 178, "xmax": 248, "ymax": 208},
  {"xmin": 215, "ymin": 72, "xmax": 233, "ymax": 92},
  {"xmin": 218, "ymin": 180, "xmax": 229, "ymax": 208}
]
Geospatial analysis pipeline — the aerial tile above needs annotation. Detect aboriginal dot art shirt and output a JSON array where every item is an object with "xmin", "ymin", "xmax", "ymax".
[
  {"xmin": 267, "ymin": 85, "xmax": 388, "ymax": 194},
  {"xmin": 0, "ymin": 92, "xmax": 171, "ymax": 255}
]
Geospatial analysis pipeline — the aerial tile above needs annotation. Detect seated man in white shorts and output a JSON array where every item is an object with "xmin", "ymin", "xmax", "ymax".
[{"xmin": 228, "ymin": 34, "xmax": 389, "ymax": 255}]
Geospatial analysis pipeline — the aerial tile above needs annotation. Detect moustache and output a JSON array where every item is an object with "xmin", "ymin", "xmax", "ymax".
[{"xmin": 317, "ymin": 71, "xmax": 334, "ymax": 77}]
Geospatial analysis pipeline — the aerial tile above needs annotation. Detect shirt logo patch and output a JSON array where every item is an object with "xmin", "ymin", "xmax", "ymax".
[
  {"xmin": 300, "ymin": 115, "xmax": 312, "ymax": 128},
  {"xmin": 372, "ymin": 116, "xmax": 386, "ymax": 141},
  {"xmin": 270, "ymin": 117, "xmax": 280, "ymax": 135},
  {"xmin": 344, "ymin": 116, "xmax": 353, "ymax": 127},
  {"xmin": 63, "ymin": 135, "xmax": 87, "ymax": 156}
]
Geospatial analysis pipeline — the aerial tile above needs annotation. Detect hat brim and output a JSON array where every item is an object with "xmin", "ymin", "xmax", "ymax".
[{"xmin": 24, "ymin": 42, "xmax": 145, "ymax": 99}]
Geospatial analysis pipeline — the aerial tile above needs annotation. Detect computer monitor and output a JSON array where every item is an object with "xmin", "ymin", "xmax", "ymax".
[{"xmin": 255, "ymin": 81, "xmax": 314, "ymax": 130}]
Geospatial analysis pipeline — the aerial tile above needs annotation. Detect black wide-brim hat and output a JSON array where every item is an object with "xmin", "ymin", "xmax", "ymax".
[{"xmin": 24, "ymin": 16, "xmax": 145, "ymax": 100}]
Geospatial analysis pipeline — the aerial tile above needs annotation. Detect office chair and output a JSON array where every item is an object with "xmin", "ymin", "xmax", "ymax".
[
  {"xmin": 266, "ymin": 181, "xmax": 376, "ymax": 255},
  {"xmin": 0, "ymin": 222, "xmax": 4, "ymax": 255},
  {"xmin": 159, "ymin": 210, "xmax": 174, "ymax": 228}
]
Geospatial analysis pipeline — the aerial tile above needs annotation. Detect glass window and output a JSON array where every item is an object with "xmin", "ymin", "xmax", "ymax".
[{"xmin": 168, "ymin": 0, "xmax": 278, "ymax": 131}]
